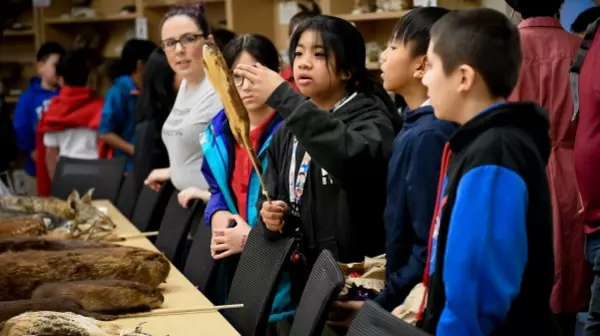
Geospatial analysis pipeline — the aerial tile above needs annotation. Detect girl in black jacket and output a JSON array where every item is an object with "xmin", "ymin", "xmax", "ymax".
[{"xmin": 233, "ymin": 15, "xmax": 403, "ymax": 302}]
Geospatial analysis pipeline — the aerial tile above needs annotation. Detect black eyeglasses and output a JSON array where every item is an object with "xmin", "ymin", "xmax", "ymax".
[
  {"xmin": 233, "ymin": 73, "xmax": 244, "ymax": 87},
  {"xmin": 161, "ymin": 33, "xmax": 204, "ymax": 51}
]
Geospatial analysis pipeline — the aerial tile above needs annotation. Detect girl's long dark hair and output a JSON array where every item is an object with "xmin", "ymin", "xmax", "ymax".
[{"xmin": 136, "ymin": 48, "xmax": 177, "ymax": 124}]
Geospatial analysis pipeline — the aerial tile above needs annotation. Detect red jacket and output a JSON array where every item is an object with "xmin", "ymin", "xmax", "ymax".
[
  {"xmin": 281, "ymin": 66, "xmax": 298, "ymax": 92},
  {"xmin": 509, "ymin": 17, "xmax": 590, "ymax": 314},
  {"xmin": 36, "ymin": 86, "xmax": 109, "ymax": 196}
]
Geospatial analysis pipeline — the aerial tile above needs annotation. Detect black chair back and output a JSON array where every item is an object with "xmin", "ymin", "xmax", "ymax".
[
  {"xmin": 224, "ymin": 225, "xmax": 294, "ymax": 336},
  {"xmin": 289, "ymin": 250, "xmax": 344, "ymax": 336},
  {"xmin": 131, "ymin": 183, "xmax": 173, "ymax": 232},
  {"xmin": 154, "ymin": 191, "xmax": 201, "ymax": 267},
  {"xmin": 115, "ymin": 174, "xmax": 137, "ymax": 219},
  {"xmin": 347, "ymin": 300, "xmax": 431, "ymax": 336},
  {"xmin": 51, "ymin": 157, "xmax": 127, "ymax": 202},
  {"xmin": 183, "ymin": 215, "xmax": 218, "ymax": 301}
]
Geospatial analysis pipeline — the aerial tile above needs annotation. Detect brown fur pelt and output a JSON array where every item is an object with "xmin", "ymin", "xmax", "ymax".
[
  {"xmin": 0, "ymin": 246, "xmax": 170, "ymax": 301},
  {"xmin": 0, "ymin": 216, "xmax": 47, "ymax": 238},
  {"xmin": 0, "ymin": 297, "xmax": 113, "ymax": 323},
  {"xmin": 0, "ymin": 238, "xmax": 116, "ymax": 253},
  {"xmin": 0, "ymin": 312, "xmax": 127, "ymax": 336},
  {"xmin": 31, "ymin": 280, "xmax": 164, "ymax": 315}
]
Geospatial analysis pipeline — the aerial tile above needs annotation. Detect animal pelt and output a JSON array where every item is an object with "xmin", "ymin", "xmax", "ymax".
[
  {"xmin": 0, "ymin": 246, "xmax": 170, "ymax": 301},
  {"xmin": 0, "ymin": 311, "xmax": 154, "ymax": 336},
  {"xmin": 0, "ymin": 216, "xmax": 46, "ymax": 238},
  {"xmin": 32, "ymin": 280, "xmax": 164, "ymax": 314},
  {"xmin": 0, "ymin": 297, "xmax": 114, "ymax": 323},
  {"xmin": 0, "ymin": 238, "xmax": 115, "ymax": 253}
]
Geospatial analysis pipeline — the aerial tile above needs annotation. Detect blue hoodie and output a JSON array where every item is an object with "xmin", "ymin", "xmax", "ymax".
[
  {"xmin": 373, "ymin": 104, "xmax": 457, "ymax": 311},
  {"xmin": 13, "ymin": 77, "xmax": 60, "ymax": 176},
  {"xmin": 98, "ymin": 75, "xmax": 138, "ymax": 171},
  {"xmin": 201, "ymin": 110, "xmax": 295, "ymax": 323}
]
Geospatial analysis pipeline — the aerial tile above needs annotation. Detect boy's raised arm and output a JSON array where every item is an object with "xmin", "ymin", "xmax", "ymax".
[{"xmin": 437, "ymin": 165, "xmax": 528, "ymax": 336}]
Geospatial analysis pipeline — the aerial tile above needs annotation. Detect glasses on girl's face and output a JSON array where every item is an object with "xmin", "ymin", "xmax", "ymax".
[
  {"xmin": 233, "ymin": 73, "xmax": 244, "ymax": 87},
  {"xmin": 161, "ymin": 32, "xmax": 204, "ymax": 51}
]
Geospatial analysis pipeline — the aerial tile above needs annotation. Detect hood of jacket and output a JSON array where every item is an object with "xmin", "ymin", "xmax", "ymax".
[
  {"xmin": 449, "ymin": 101, "xmax": 551, "ymax": 165},
  {"xmin": 39, "ymin": 86, "xmax": 103, "ymax": 132}
]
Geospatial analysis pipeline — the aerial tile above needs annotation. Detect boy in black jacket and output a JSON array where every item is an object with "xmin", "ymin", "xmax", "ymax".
[{"xmin": 419, "ymin": 8, "xmax": 558, "ymax": 335}]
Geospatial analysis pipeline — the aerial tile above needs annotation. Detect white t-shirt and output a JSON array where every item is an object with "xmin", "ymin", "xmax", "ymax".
[
  {"xmin": 43, "ymin": 128, "xmax": 99, "ymax": 160},
  {"xmin": 162, "ymin": 77, "xmax": 223, "ymax": 191}
]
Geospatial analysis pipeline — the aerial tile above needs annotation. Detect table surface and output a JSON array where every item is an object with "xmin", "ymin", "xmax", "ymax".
[{"xmin": 93, "ymin": 200, "xmax": 239, "ymax": 336}]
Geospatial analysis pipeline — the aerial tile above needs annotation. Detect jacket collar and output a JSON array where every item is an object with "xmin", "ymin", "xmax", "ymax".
[{"xmin": 518, "ymin": 17, "xmax": 563, "ymax": 30}]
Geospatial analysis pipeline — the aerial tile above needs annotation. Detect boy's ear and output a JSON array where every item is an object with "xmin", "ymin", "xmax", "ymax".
[
  {"xmin": 456, "ymin": 64, "xmax": 476, "ymax": 94},
  {"xmin": 413, "ymin": 55, "xmax": 427, "ymax": 80}
]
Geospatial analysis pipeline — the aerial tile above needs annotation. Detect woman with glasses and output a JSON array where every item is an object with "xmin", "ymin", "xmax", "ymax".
[{"xmin": 144, "ymin": 3, "xmax": 223, "ymax": 200}]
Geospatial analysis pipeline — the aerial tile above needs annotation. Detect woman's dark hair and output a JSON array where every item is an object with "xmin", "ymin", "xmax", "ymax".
[
  {"xmin": 108, "ymin": 39, "xmax": 157, "ymax": 81},
  {"xmin": 223, "ymin": 34, "xmax": 280, "ymax": 72},
  {"xmin": 289, "ymin": 15, "xmax": 370, "ymax": 93},
  {"xmin": 161, "ymin": 2, "xmax": 211, "ymax": 36},
  {"xmin": 136, "ymin": 48, "xmax": 177, "ymax": 124}
]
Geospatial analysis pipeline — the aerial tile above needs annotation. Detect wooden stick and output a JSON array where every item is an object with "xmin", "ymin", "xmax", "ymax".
[
  {"xmin": 119, "ymin": 231, "xmax": 160, "ymax": 240},
  {"xmin": 118, "ymin": 304, "xmax": 244, "ymax": 319}
]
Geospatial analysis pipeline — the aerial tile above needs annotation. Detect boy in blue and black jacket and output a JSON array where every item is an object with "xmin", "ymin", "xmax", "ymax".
[
  {"xmin": 13, "ymin": 42, "xmax": 64, "ymax": 194},
  {"xmin": 375, "ymin": 7, "xmax": 456, "ymax": 312},
  {"xmin": 419, "ymin": 8, "xmax": 557, "ymax": 335}
]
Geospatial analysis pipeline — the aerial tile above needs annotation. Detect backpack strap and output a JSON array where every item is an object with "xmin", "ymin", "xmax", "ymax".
[{"xmin": 570, "ymin": 18, "xmax": 600, "ymax": 121}]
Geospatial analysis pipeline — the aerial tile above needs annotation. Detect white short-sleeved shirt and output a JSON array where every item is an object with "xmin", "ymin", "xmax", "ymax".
[
  {"xmin": 43, "ymin": 128, "xmax": 99, "ymax": 160},
  {"xmin": 162, "ymin": 77, "xmax": 223, "ymax": 191}
]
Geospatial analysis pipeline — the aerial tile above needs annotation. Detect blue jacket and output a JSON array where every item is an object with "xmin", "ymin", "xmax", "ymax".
[
  {"xmin": 374, "ymin": 104, "xmax": 456, "ymax": 311},
  {"xmin": 13, "ymin": 77, "xmax": 59, "ymax": 176},
  {"xmin": 99, "ymin": 75, "xmax": 138, "ymax": 171},
  {"xmin": 201, "ymin": 110, "xmax": 294, "ymax": 322}
]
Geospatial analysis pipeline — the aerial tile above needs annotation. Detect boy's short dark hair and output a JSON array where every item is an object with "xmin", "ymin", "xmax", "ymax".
[
  {"xmin": 288, "ymin": 3, "xmax": 322, "ymax": 36},
  {"xmin": 36, "ymin": 42, "xmax": 66, "ymax": 62},
  {"xmin": 505, "ymin": 0, "xmax": 564, "ymax": 19},
  {"xmin": 55, "ymin": 49, "xmax": 91, "ymax": 87},
  {"xmin": 431, "ymin": 8, "xmax": 522, "ymax": 99},
  {"xmin": 571, "ymin": 6, "xmax": 600, "ymax": 34},
  {"xmin": 392, "ymin": 6, "xmax": 450, "ymax": 57}
]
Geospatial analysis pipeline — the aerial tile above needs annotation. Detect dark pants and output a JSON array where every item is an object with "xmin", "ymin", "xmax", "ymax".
[{"xmin": 585, "ymin": 231, "xmax": 600, "ymax": 335}]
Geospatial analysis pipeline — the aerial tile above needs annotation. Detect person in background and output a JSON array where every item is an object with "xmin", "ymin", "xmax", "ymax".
[
  {"xmin": 99, "ymin": 39, "xmax": 157, "ymax": 172},
  {"xmin": 234, "ymin": 15, "xmax": 402, "ymax": 310},
  {"xmin": 185, "ymin": 34, "xmax": 294, "ymax": 332},
  {"xmin": 561, "ymin": 0, "xmax": 597, "ymax": 29},
  {"xmin": 573, "ymin": 1, "xmax": 600, "ymax": 335},
  {"xmin": 281, "ymin": 3, "xmax": 322, "ymax": 92},
  {"xmin": 418, "ymin": 8, "xmax": 557, "ymax": 335},
  {"xmin": 12, "ymin": 42, "xmax": 65, "ymax": 195},
  {"xmin": 145, "ymin": 4, "xmax": 223, "ymax": 199},
  {"xmin": 572, "ymin": 6, "xmax": 600, "ymax": 35},
  {"xmin": 212, "ymin": 28, "xmax": 237, "ymax": 51},
  {"xmin": 332, "ymin": 7, "xmax": 456, "ymax": 325},
  {"xmin": 36, "ymin": 49, "xmax": 105, "ymax": 196},
  {"xmin": 506, "ymin": 1, "xmax": 589, "ymax": 334},
  {"xmin": 130, "ymin": 49, "xmax": 181, "ymax": 205}
]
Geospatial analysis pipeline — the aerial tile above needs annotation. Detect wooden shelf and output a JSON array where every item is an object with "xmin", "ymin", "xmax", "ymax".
[
  {"xmin": 366, "ymin": 62, "xmax": 380, "ymax": 71},
  {"xmin": 4, "ymin": 96, "xmax": 20, "ymax": 104},
  {"xmin": 336, "ymin": 10, "xmax": 411, "ymax": 22},
  {"xmin": 3, "ymin": 29, "xmax": 35, "ymax": 37},
  {"xmin": 44, "ymin": 13, "xmax": 138, "ymax": 25},
  {"xmin": 144, "ymin": 0, "xmax": 224, "ymax": 8}
]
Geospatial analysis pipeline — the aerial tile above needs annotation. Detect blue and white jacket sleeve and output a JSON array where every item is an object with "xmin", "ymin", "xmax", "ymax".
[
  {"xmin": 437, "ymin": 165, "xmax": 528, "ymax": 336},
  {"xmin": 201, "ymin": 158, "xmax": 229, "ymax": 228}
]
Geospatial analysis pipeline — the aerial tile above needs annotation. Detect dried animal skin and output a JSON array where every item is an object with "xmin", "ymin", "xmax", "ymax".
[
  {"xmin": 0, "ymin": 192, "xmax": 77, "ymax": 220},
  {"xmin": 202, "ymin": 41, "xmax": 270, "ymax": 200},
  {"xmin": 32, "ymin": 280, "xmax": 164, "ymax": 314},
  {"xmin": 0, "ymin": 216, "xmax": 47, "ymax": 238},
  {"xmin": 0, "ymin": 238, "xmax": 116, "ymax": 253},
  {"xmin": 0, "ymin": 297, "xmax": 114, "ymax": 323},
  {"xmin": 0, "ymin": 247, "xmax": 170, "ymax": 301},
  {"xmin": 0, "ymin": 311, "xmax": 126, "ymax": 336}
]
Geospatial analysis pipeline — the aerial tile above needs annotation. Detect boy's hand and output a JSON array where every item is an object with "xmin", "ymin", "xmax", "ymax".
[
  {"xmin": 211, "ymin": 215, "xmax": 251, "ymax": 259},
  {"xmin": 260, "ymin": 200, "xmax": 288, "ymax": 232}
]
